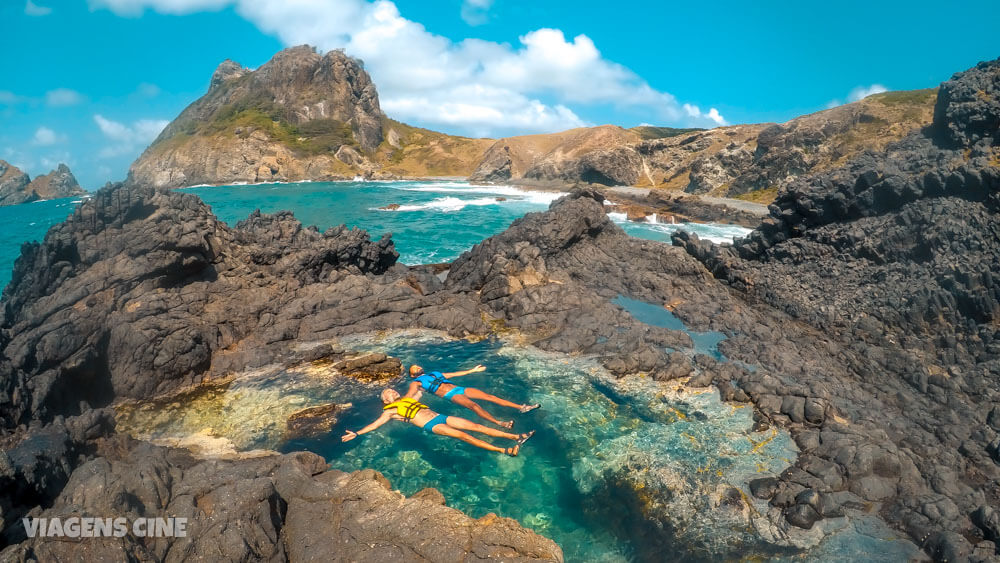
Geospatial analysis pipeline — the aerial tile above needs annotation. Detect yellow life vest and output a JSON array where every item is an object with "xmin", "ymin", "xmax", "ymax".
[{"xmin": 383, "ymin": 397, "xmax": 427, "ymax": 420}]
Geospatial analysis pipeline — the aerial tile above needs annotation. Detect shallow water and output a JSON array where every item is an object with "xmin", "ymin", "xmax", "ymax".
[
  {"xmin": 116, "ymin": 330, "xmax": 923, "ymax": 560},
  {"xmin": 612, "ymin": 295, "xmax": 727, "ymax": 360}
]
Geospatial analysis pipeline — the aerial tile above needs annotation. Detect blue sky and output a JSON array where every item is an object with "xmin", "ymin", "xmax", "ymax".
[{"xmin": 1, "ymin": 0, "xmax": 997, "ymax": 190}]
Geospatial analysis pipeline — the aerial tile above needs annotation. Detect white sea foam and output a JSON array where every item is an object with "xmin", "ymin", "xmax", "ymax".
[
  {"xmin": 393, "ymin": 183, "xmax": 567, "ymax": 205},
  {"xmin": 374, "ymin": 196, "xmax": 505, "ymax": 212},
  {"xmin": 608, "ymin": 212, "xmax": 752, "ymax": 244}
]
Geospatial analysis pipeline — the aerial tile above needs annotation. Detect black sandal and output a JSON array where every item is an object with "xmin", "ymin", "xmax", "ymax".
[
  {"xmin": 517, "ymin": 430, "xmax": 536, "ymax": 446},
  {"xmin": 505, "ymin": 444, "xmax": 520, "ymax": 457},
  {"xmin": 519, "ymin": 404, "xmax": 541, "ymax": 413}
]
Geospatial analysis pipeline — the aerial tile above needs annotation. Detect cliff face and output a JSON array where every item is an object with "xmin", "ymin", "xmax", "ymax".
[
  {"xmin": 0, "ymin": 161, "xmax": 86, "ymax": 206},
  {"xmin": 130, "ymin": 45, "xmax": 384, "ymax": 187},
  {"xmin": 25, "ymin": 164, "xmax": 86, "ymax": 200},
  {"xmin": 470, "ymin": 90, "xmax": 937, "ymax": 202},
  {"xmin": 0, "ymin": 161, "xmax": 32, "ymax": 206},
  {"xmin": 130, "ymin": 46, "xmax": 494, "ymax": 187}
]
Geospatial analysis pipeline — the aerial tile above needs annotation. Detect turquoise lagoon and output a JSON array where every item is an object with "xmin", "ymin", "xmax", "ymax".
[{"xmin": 117, "ymin": 330, "xmax": 921, "ymax": 561}]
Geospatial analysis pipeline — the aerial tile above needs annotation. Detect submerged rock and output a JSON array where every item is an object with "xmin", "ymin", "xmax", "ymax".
[
  {"xmin": 333, "ymin": 353, "xmax": 402, "ymax": 382},
  {"xmin": 285, "ymin": 402, "xmax": 351, "ymax": 439}
]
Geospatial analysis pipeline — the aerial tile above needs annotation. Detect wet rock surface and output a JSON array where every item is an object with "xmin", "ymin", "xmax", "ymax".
[{"xmin": 1, "ymin": 58, "xmax": 999, "ymax": 561}]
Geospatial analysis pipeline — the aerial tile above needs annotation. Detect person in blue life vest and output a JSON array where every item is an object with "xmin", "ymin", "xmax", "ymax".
[
  {"xmin": 405, "ymin": 364, "xmax": 540, "ymax": 429},
  {"xmin": 341, "ymin": 388, "xmax": 534, "ymax": 456}
]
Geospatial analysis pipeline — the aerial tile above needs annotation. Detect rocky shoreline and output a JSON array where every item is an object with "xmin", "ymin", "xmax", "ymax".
[{"xmin": 0, "ymin": 57, "xmax": 998, "ymax": 561}]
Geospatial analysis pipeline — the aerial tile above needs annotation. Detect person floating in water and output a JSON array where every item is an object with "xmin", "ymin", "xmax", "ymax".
[
  {"xmin": 406, "ymin": 364, "xmax": 540, "ymax": 429},
  {"xmin": 341, "ymin": 388, "xmax": 534, "ymax": 456}
]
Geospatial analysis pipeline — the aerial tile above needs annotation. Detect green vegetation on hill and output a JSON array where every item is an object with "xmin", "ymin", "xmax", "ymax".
[
  {"xmin": 631, "ymin": 125, "xmax": 706, "ymax": 140},
  {"xmin": 869, "ymin": 88, "xmax": 938, "ymax": 107},
  {"xmin": 162, "ymin": 82, "xmax": 360, "ymax": 158}
]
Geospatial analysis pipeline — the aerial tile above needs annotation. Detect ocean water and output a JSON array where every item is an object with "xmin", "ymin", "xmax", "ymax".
[
  {"xmin": 0, "ymin": 182, "xmax": 752, "ymax": 290},
  {"xmin": 607, "ymin": 211, "xmax": 752, "ymax": 245},
  {"xmin": 184, "ymin": 181, "xmax": 564, "ymax": 265},
  {"xmin": 0, "ymin": 197, "xmax": 87, "ymax": 293}
]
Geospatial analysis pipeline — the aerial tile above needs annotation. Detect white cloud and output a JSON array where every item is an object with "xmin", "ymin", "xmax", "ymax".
[
  {"xmin": 136, "ymin": 82, "xmax": 161, "ymax": 97},
  {"xmin": 847, "ymin": 84, "xmax": 888, "ymax": 103},
  {"xmin": 460, "ymin": 0, "xmax": 492, "ymax": 26},
  {"xmin": 0, "ymin": 91, "xmax": 23, "ymax": 105},
  {"xmin": 94, "ymin": 114, "xmax": 169, "ymax": 158},
  {"xmin": 32, "ymin": 126, "xmax": 65, "ymax": 146},
  {"xmin": 682, "ymin": 102, "xmax": 728, "ymax": 126},
  {"xmin": 25, "ymin": 0, "xmax": 52, "ymax": 16},
  {"xmin": 45, "ymin": 88, "xmax": 84, "ymax": 106},
  {"xmin": 90, "ymin": 0, "xmax": 727, "ymax": 135}
]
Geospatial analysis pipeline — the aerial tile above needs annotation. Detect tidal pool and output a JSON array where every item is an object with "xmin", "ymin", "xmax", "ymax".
[{"xmin": 117, "ymin": 331, "xmax": 920, "ymax": 561}]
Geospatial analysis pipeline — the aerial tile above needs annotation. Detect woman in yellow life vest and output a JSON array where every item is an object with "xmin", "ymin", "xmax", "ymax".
[
  {"xmin": 341, "ymin": 388, "xmax": 535, "ymax": 456},
  {"xmin": 406, "ymin": 364, "xmax": 540, "ymax": 429}
]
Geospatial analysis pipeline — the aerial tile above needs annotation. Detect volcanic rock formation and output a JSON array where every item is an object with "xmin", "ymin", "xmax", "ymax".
[{"xmin": 0, "ymin": 161, "xmax": 86, "ymax": 206}]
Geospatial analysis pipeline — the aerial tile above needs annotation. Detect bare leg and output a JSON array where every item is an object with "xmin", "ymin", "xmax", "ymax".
[
  {"xmin": 452, "ymin": 394, "xmax": 512, "ymax": 428},
  {"xmin": 445, "ymin": 416, "xmax": 521, "ymax": 440},
  {"xmin": 432, "ymin": 424, "xmax": 505, "ymax": 453},
  {"xmin": 464, "ymin": 387, "xmax": 524, "ymax": 409}
]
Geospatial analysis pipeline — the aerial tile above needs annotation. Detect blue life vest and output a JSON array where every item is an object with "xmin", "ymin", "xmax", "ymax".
[{"xmin": 415, "ymin": 371, "xmax": 451, "ymax": 393}]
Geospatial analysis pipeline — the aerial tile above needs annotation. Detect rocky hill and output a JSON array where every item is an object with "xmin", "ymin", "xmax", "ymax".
[
  {"xmin": 130, "ymin": 44, "xmax": 937, "ymax": 204},
  {"xmin": 0, "ymin": 161, "xmax": 86, "ymax": 206},
  {"xmin": 129, "ymin": 45, "xmax": 493, "ymax": 187},
  {"xmin": 471, "ymin": 89, "xmax": 938, "ymax": 201}
]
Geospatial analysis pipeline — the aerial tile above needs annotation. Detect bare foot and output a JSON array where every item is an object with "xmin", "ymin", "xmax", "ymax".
[
  {"xmin": 504, "ymin": 444, "xmax": 520, "ymax": 457},
  {"xmin": 519, "ymin": 403, "xmax": 541, "ymax": 413}
]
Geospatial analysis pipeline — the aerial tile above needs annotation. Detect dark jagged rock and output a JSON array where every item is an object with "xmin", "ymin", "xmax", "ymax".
[
  {"xmin": 674, "ymin": 57, "xmax": 1000, "ymax": 557},
  {"xmin": 0, "ymin": 439, "xmax": 562, "ymax": 561}
]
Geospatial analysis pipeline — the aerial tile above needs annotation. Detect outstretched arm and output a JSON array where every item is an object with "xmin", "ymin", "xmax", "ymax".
[
  {"xmin": 342, "ymin": 412, "xmax": 392, "ymax": 442},
  {"xmin": 442, "ymin": 364, "xmax": 487, "ymax": 378},
  {"xmin": 406, "ymin": 381, "xmax": 424, "ymax": 401}
]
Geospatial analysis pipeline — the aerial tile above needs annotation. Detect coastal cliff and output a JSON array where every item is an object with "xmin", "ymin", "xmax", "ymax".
[
  {"xmin": 0, "ymin": 162, "xmax": 86, "ymax": 206},
  {"xmin": 129, "ymin": 46, "xmax": 492, "ymax": 187},
  {"xmin": 470, "ymin": 89, "xmax": 937, "ymax": 200},
  {"xmin": 129, "ymin": 43, "xmax": 936, "ymax": 206}
]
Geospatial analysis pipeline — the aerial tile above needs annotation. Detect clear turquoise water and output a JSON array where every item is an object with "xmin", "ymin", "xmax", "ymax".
[
  {"xmin": 118, "ymin": 331, "xmax": 919, "ymax": 561},
  {"xmin": 0, "ymin": 196, "xmax": 87, "ymax": 294}
]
